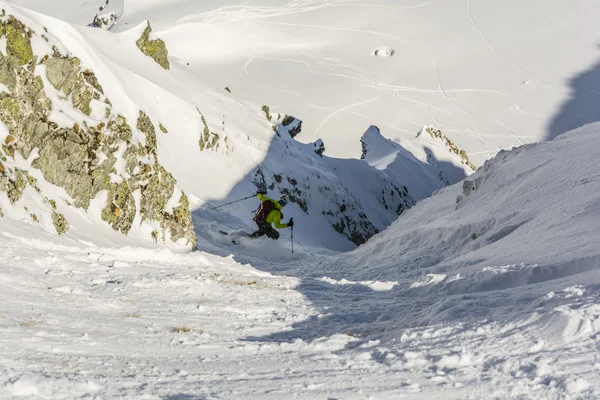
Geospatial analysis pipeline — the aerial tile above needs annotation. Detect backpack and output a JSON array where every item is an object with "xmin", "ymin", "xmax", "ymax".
[{"xmin": 254, "ymin": 200, "xmax": 277, "ymax": 224}]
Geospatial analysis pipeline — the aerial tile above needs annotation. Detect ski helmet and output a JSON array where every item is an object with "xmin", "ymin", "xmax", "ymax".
[{"xmin": 279, "ymin": 194, "xmax": 289, "ymax": 207}]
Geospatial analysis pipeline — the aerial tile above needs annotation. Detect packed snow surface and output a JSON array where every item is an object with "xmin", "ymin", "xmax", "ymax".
[
  {"xmin": 2, "ymin": 125, "xmax": 600, "ymax": 398},
  {"xmin": 1, "ymin": 0, "xmax": 600, "ymax": 398}
]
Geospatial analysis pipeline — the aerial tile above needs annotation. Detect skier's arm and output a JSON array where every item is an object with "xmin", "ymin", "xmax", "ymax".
[
  {"xmin": 257, "ymin": 193, "xmax": 275, "ymax": 202},
  {"xmin": 272, "ymin": 212, "xmax": 288, "ymax": 229}
]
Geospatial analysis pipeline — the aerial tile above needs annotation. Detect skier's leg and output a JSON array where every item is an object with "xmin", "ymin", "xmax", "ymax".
[
  {"xmin": 249, "ymin": 229, "xmax": 264, "ymax": 238},
  {"xmin": 265, "ymin": 227, "xmax": 280, "ymax": 240},
  {"xmin": 250, "ymin": 224, "xmax": 268, "ymax": 238}
]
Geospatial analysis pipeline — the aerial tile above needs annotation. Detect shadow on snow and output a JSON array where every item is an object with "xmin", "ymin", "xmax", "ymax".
[
  {"xmin": 189, "ymin": 87, "xmax": 600, "ymax": 352},
  {"xmin": 547, "ymin": 45, "xmax": 600, "ymax": 140}
]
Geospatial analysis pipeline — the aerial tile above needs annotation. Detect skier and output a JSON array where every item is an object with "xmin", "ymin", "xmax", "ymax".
[{"xmin": 250, "ymin": 191, "xmax": 294, "ymax": 240}]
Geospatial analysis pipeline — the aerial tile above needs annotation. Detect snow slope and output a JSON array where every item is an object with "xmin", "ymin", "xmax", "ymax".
[
  {"xmin": 1, "ymin": 1, "xmax": 471, "ymax": 251},
  {"xmin": 114, "ymin": 0, "xmax": 600, "ymax": 165},
  {"xmin": 1, "ymin": 124, "xmax": 599, "ymax": 399},
  {"xmin": 9, "ymin": 0, "xmax": 600, "ymax": 164},
  {"xmin": 1, "ymin": 0, "xmax": 599, "ymax": 398}
]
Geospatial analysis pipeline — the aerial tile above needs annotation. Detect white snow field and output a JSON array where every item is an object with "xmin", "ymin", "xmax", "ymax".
[
  {"xmin": 2, "ymin": 125, "xmax": 600, "ymax": 399},
  {"xmin": 2, "ymin": 125, "xmax": 600, "ymax": 400},
  {"xmin": 10, "ymin": 0, "xmax": 600, "ymax": 166},
  {"xmin": 1, "ymin": 0, "xmax": 600, "ymax": 399}
]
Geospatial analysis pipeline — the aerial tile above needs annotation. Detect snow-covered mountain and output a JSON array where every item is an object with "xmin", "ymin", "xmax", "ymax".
[
  {"xmin": 0, "ymin": 2, "xmax": 473, "ymax": 251},
  {"xmin": 1, "ymin": 0, "xmax": 599, "ymax": 398},
  {"xmin": 1, "ymin": 123, "xmax": 598, "ymax": 399}
]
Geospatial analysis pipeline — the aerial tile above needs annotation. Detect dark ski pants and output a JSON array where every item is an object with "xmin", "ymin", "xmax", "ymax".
[{"xmin": 250, "ymin": 223, "xmax": 280, "ymax": 240}]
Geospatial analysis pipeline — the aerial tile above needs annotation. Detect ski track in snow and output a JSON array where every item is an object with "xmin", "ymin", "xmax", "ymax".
[
  {"xmin": 313, "ymin": 93, "xmax": 384, "ymax": 136},
  {"xmin": 252, "ymin": 15, "xmax": 535, "ymax": 157},
  {"xmin": 163, "ymin": 0, "xmax": 549, "ymax": 163},
  {"xmin": 466, "ymin": 0, "xmax": 600, "ymax": 99},
  {"xmin": 252, "ymin": 44, "xmax": 526, "ymax": 151}
]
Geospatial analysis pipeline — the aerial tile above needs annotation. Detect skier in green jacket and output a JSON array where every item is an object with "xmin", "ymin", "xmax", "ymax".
[{"xmin": 250, "ymin": 191, "xmax": 294, "ymax": 240}]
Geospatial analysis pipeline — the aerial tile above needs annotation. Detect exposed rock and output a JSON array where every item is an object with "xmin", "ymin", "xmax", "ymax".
[
  {"xmin": 45, "ymin": 56, "xmax": 95, "ymax": 116},
  {"xmin": 137, "ymin": 111, "xmax": 157, "ymax": 152},
  {"xmin": 162, "ymin": 193, "xmax": 195, "ymax": 244},
  {"xmin": 0, "ymin": 54, "xmax": 53, "ymax": 159},
  {"xmin": 1, "ymin": 16, "xmax": 33, "ymax": 65},
  {"xmin": 324, "ymin": 196, "xmax": 379, "ymax": 246},
  {"xmin": 108, "ymin": 115, "xmax": 133, "ymax": 142},
  {"xmin": 82, "ymin": 69, "xmax": 104, "ymax": 94},
  {"xmin": 199, "ymin": 114, "xmax": 219, "ymax": 151},
  {"xmin": 30, "ymin": 127, "xmax": 113, "ymax": 209},
  {"xmin": 252, "ymin": 169, "xmax": 268, "ymax": 194},
  {"xmin": 90, "ymin": 13, "xmax": 118, "ymax": 30},
  {"xmin": 360, "ymin": 140, "xmax": 368, "ymax": 160},
  {"xmin": 159, "ymin": 123, "xmax": 168, "ymax": 134},
  {"xmin": 0, "ymin": 167, "xmax": 28, "ymax": 204},
  {"xmin": 52, "ymin": 211, "xmax": 69, "ymax": 234},
  {"xmin": 262, "ymin": 105, "xmax": 272, "ymax": 121},
  {"xmin": 281, "ymin": 115, "xmax": 302, "ymax": 138},
  {"xmin": 140, "ymin": 162, "xmax": 175, "ymax": 222},
  {"xmin": 313, "ymin": 139, "xmax": 325, "ymax": 156},
  {"xmin": 360, "ymin": 126, "xmax": 380, "ymax": 160},
  {"xmin": 136, "ymin": 22, "xmax": 170, "ymax": 70},
  {"xmin": 426, "ymin": 126, "xmax": 476, "ymax": 171},
  {"xmin": 0, "ymin": 17, "xmax": 195, "ymax": 246},
  {"xmin": 101, "ymin": 180, "xmax": 136, "ymax": 234},
  {"xmin": 280, "ymin": 186, "xmax": 308, "ymax": 213}
]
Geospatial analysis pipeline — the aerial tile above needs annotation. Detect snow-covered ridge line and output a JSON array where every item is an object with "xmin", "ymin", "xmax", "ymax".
[{"xmin": 327, "ymin": 123, "xmax": 600, "ymax": 326}]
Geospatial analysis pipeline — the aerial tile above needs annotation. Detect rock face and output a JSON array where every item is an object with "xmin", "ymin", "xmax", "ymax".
[
  {"xmin": 1, "ymin": 16, "xmax": 34, "ymax": 65},
  {"xmin": 425, "ymin": 126, "xmax": 476, "ymax": 171},
  {"xmin": 198, "ymin": 114, "xmax": 219, "ymax": 151},
  {"xmin": 45, "ymin": 57, "xmax": 96, "ymax": 116},
  {"xmin": 313, "ymin": 139, "xmax": 325, "ymax": 156},
  {"xmin": 281, "ymin": 115, "xmax": 302, "ymax": 138},
  {"xmin": 0, "ymin": 13, "xmax": 195, "ymax": 247},
  {"xmin": 136, "ymin": 22, "xmax": 170, "ymax": 70},
  {"xmin": 253, "ymin": 161, "xmax": 414, "ymax": 246}
]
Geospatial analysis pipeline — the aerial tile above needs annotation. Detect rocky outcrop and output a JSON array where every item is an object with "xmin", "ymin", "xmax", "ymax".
[
  {"xmin": 426, "ymin": 127, "xmax": 476, "ymax": 171},
  {"xmin": 46, "ymin": 57, "xmax": 96, "ymax": 115},
  {"xmin": 198, "ymin": 114, "xmax": 219, "ymax": 151},
  {"xmin": 261, "ymin": 105, "xmax": 272, "ymax": 121},
  {"xmin": 1, "ymin": 15, "xmax": 33, "ymax": 65},
  {"xmin": 136, "ymin": 22, "xmax": 170, "ymax": 70},
  {"xmin": 0, "ymin": 166, "xmax": 28, "ymax": 204},
  {"xmin": 313, "ymin": 139, "xmax": 325, "ymax": 156},
  {"xmin": 137, "ymin": 111, "xmax": 157, "ymax": 151},
  {"xmin": 0, "ymin": 14, "xmax": 195, "ymax": 246},
  {"xmin": 281, "ymin": 115, "xmax": 302, "ymax": 138},
  {"xmin": 253, "ymin": 165, "xmax": 412, "ymax": 246}
]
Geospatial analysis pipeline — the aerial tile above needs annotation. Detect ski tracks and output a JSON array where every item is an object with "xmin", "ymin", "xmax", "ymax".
[{"xmin": 467, "ymin": 0, "xmax": 600, "ymax": 99}]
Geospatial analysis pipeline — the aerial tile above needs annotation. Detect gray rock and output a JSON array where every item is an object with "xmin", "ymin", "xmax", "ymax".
[{"xmin": 136, "ymin": 22, "xmax": 170, "ymax": 70}]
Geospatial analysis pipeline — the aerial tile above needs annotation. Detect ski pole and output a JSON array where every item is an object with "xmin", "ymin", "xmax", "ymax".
[
  {"xmin": 291, "ymin": 224, "xmax": 294, "ymax": 254},
  {"xmin": 213, "ymin": 194, "xmax": 256, "ymax": 210}
]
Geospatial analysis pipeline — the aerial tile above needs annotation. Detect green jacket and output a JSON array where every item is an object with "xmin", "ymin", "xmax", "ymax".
[{"xmin": 257, "ymin": 194, "xmax": 289, "ymax": 228}]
